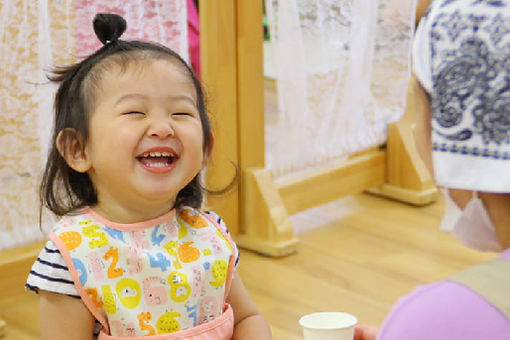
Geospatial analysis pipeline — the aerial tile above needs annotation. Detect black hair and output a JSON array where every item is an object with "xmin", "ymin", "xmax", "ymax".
[{"xmin": 41, "ymin": 13, "xmax": 214, "ymax": 216}]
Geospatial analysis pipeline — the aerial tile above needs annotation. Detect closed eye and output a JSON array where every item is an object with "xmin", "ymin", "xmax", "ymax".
[
  {"xmin": 123, "ymin": 111, "xmax": 145, "ymax": 116},
  {"xmin": 172, "ymin": 112, "xmax": 194, "ymax": 117}
]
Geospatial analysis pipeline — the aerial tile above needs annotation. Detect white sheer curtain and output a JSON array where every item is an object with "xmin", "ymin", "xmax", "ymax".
[
  {"xmin": 0, "ymin": 0, "xmax": 188, "ymax": 250},
  {"xmin": 265, "ymin": 0, "xmax": 417, "ymax": 178}
]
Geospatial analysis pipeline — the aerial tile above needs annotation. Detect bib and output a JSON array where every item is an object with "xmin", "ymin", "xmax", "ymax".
[{"xmin": 50, "ymin": 206, "xmax": 236, "ymax": 337}]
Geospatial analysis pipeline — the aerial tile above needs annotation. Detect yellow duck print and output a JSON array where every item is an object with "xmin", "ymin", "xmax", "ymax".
[
  {"xmin": 156, "ymin": 312, "xmax": 181, "ymax": 334},
  {"xmin": 209, "ymin": 260, "xmax": 228, "ymax": 287}
]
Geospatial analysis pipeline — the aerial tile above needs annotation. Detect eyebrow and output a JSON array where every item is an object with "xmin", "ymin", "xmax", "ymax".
[{"xmin": 114, "ymin": 94, "xmax": 197, "ymax": 107}]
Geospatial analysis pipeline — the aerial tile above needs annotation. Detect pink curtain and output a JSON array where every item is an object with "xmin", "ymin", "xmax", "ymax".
[
  {"xmin": 0, "ymin": 0, "xmax": 189, "ymax": 250},
  {"xmin": 74, "ymin": 0, "xmax": 188, "ymax": 58},
  {"xmin": 187, "ymin": 0, "xmax": 200, "ymax": 77}
]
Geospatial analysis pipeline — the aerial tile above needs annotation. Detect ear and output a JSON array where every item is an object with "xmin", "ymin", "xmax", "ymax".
[
  {"xmin": 202, "ymin": 134, "xmax": 215, "ymax": 167},
  {"xmin": 56, "ymin": 128, "xmax": 91, "ymax": 173}
]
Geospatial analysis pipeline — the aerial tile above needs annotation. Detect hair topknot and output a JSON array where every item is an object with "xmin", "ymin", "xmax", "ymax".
[{"xmin": 93, "ymin": 13, "xmax": 127, "ymax": 45}]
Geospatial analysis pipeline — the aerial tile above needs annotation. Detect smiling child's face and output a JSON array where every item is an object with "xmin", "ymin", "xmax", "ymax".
[{"xmin": 78, "ymin": 58, "xmax": 206, "ymax": 223}]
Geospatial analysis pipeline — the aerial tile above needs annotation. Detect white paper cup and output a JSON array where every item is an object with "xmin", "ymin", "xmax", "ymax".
[{"xmin": 299, "ymin": 312, "xmax": 358, "ymax": 340}]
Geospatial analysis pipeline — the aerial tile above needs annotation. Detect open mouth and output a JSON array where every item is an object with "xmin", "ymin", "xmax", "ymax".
[{"xmin": 137, "ymin": 151, "xmax": 178, "ymax": 170}]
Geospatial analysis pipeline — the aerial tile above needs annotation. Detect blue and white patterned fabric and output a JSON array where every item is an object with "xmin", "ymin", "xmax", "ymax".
[{"xmin": 413, "ymin": 0, "xmax": 510, "ymax": 191}]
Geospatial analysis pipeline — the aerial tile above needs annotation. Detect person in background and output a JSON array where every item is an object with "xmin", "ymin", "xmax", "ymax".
[
  {"xmin": 355, "ymin": 0, "xmax": 510, "ymax": 339},
  {"xmin": 26, "ymin": 13, "xmax": 272, "ymax": 340}
]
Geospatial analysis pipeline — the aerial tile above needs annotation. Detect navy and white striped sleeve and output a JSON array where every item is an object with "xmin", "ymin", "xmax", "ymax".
[
  {"xmin": 204, "ymin": 211, "xmax": 240, "ymax": 268},
  {"xmin": 26, "ymin": 242, "xmax": 109, "ymax": 339},
  {"xmin": 25, "ymin": 240, "xmax": 80, "ymax": 298}
]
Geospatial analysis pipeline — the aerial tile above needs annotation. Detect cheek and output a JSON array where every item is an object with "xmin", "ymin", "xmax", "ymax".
[
  {"xmin": 115, "ymin": 125, "xmax": 140, "ymax": 144},
  {"xmin": 102, "ymin": 124, "xmax": 139, "ymax": 148},
  {"xmin": 86, "ymin": 124, "xmax": 139, "ymax": 164},
  {"xmin": 182, "ymin": 124, "xmax": 206, "ymax": 154}
]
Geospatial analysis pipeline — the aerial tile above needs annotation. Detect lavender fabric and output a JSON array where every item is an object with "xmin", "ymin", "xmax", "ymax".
[{"xmin": 378, "ymin": 249, "xmax": 510, "ymax": 340}]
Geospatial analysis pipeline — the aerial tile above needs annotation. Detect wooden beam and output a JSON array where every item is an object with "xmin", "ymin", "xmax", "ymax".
[
  {"xmin": 236, "ymin": 151, "xmax": 385, "ymax": 256},
  {"xmin": 278, "ymin": 151, "xmax": 386, "ymax": 215}
]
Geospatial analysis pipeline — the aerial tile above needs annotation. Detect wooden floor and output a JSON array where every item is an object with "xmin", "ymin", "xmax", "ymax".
[{"xmin": 0, "ymin": 192, "xmax": 496, "ymax": 339}]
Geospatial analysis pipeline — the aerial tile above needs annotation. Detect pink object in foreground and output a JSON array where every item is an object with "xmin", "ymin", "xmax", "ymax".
[
  {"xmin": 354, "ymin": 325, "xmax": 379, "ymax": 340},
  {"xmin": 378, "ymin": 249, "xmax": 510, "ymax": 340}
]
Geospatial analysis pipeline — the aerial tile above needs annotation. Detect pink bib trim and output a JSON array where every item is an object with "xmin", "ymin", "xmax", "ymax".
[
  {"xmin": 49, "ymin": 231, "xmax": 111, "ymax": 333},
  {"xmin": 97, "ymin": 303, "xmax": 234, "ymax": 340},
  {"xmin": 84, "ymin": 207, "xmax": 177, "ymax": 232}
]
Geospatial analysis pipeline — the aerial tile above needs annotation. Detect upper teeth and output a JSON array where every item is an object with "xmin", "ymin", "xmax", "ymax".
[{"xmin": 141, "ymin": 152, "xmax": 172, "ymax": 157}]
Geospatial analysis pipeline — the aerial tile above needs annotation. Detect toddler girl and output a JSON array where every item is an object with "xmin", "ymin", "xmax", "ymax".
[{"xmin": 26, "ymin": 13, "xmax": 272, "ymax": 340}]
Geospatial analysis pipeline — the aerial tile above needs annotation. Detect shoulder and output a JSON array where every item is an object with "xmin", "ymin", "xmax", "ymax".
[
  {"xmin": 379, "ymin": 279, "xmax": 510, "ymax": 340},
  {"xmin": 180, "ymin": 207, "xmax": 230, "ymax": 233},
  {"xmin": 201, "ymin": 210, "xmax": 236, "ymax": 242},
  {"xmin": 176, "ymin": 207, "xmax": 240, "ymax": 267},
  {"xmin": 50, "ymin": 210, "xmax": 95, "ymax": 235},
  {"xmin": 202, "ymin": 210, "xmax": 240, "ymax": 268},
  {"xmin": 202, "ymin": 210, "xmax": 228, "ymax": 230},
  {"xmin": 26, "ymin": 240, "xmax": 80, "ymax": 297}
]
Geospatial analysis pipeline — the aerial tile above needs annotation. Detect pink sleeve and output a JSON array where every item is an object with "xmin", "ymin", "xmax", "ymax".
[{"xmin": 378, "ymin": 281, "xmax": 510, "ymax": 340}]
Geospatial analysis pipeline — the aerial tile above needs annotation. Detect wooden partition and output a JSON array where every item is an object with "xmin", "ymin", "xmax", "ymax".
[
  {"xmin": 0, "ymin": 241, "xmax": 45, "ymax": 337},
  {"xmin": 200, "ymin": 0, "xmax": 437, "ymax": 257}
]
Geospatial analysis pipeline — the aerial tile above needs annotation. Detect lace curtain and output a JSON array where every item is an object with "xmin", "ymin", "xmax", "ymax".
[
  {"xmin": 0, "ymin": 0, "xmax": 188, "ymax": 250},
  {"xmin": 265, "ymin": 0, "xmax": 417, "ymax": 178}
]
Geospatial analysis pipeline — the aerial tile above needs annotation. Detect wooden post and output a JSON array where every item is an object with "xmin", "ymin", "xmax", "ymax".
[
  {"xmin": 366, "ymin": 77, "xmax": 438, "ymax": 205},
  {"xmin": 235, "ymin": 0, "xmax": 299, "ymax": 255},
  {"xmin": 200, "ymin": 0, "xmax": 239, "ymax": 233},
  {"xmin": 0, "ymin": 319, "xmax": 5, "ymax": 338},
  {"xmin": 201, "ymin": 0, "xmax": 299, "ymax": 256}
]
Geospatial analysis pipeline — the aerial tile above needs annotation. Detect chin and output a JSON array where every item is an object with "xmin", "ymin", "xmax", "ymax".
[{"xmin": 143, "ymin": 190, "xmax": 180, "ymax": 205}]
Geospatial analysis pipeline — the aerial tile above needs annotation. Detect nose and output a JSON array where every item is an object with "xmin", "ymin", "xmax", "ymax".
[{"xmin": 147, "ymin": 115, "xmax": 175, "ymax": 138}]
